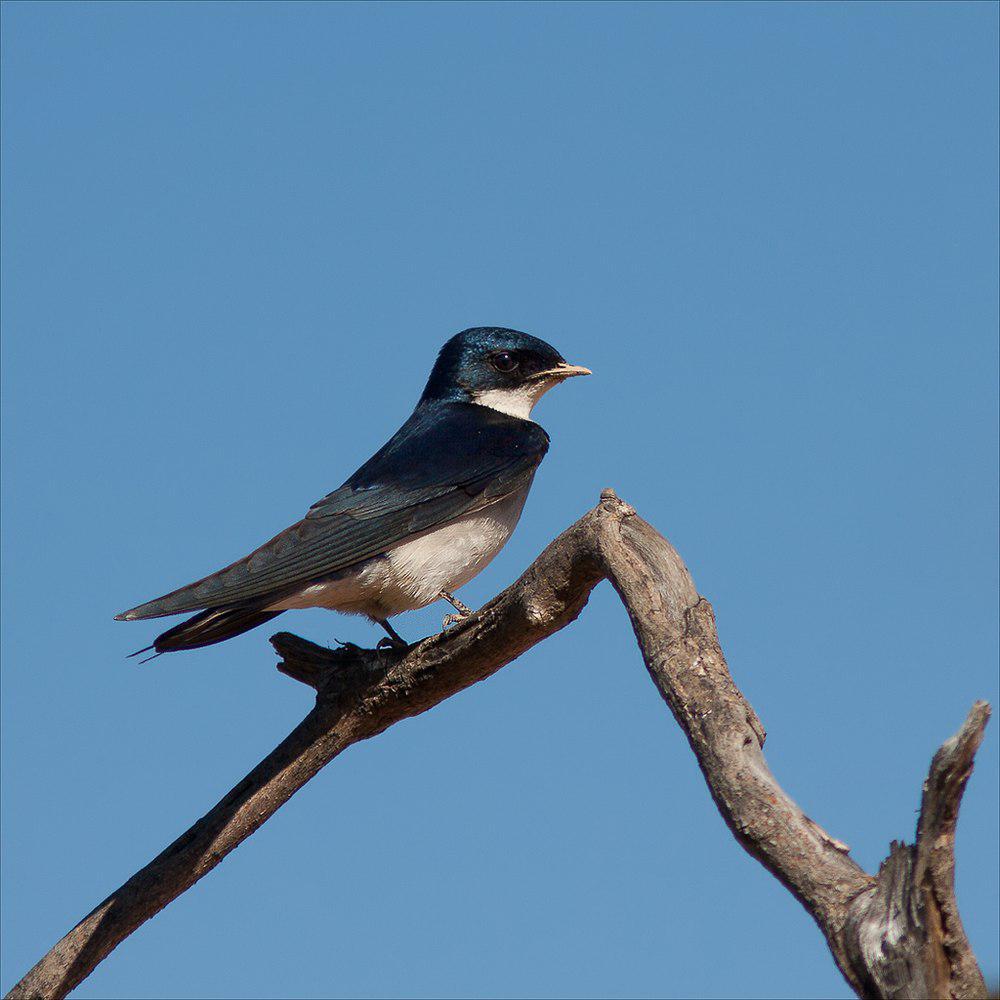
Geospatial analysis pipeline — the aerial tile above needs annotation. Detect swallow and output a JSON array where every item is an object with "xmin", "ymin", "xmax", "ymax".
[{"xmin": 116, "ymin": 327, "xmax": 590, "ymax": 657}]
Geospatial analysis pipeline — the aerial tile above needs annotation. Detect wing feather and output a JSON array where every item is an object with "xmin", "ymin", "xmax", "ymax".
[{"xmin": 118, "ymin": 403, "xmax": 548, "ymax": 620}]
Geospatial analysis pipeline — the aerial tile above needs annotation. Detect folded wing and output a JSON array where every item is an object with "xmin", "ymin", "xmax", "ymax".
[{"xmin": 117, "ymin": 403, "xmax": 549, "ymax": 620}]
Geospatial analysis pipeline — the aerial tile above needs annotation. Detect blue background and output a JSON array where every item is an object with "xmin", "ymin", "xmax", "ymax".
[{"xmin": 2, "ymin": 3, "xmax": 997, "ymax": 998}]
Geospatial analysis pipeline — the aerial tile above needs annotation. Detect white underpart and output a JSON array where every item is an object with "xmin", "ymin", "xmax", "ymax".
[
  {"xmin": 265, "ymin": 487, "xmax": 530, "ymax": 620},
  {"xmin": 472, "ymin": 378, "xmax": 560, "ymax": 420}
]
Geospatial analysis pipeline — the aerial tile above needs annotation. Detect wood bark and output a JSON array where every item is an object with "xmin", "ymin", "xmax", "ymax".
[{"xmin": 5, "ymin": 490, "xmax": 990, "ymax": 1000}]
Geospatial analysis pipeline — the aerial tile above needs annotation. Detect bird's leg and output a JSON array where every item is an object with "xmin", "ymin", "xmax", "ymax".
[
  {"xmin": 439, "ymin": 591, "xmax": 473, "ymax": 616},
  {"xmin": 439, "ymin": 590, "xmax": 473, "ymax": 629},
  {"xmin": 375, "ymin": 618, "xmax": 408, "ymax": 650}
]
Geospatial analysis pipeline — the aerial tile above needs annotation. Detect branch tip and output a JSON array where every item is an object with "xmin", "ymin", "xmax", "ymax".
[
  {"xmin": 916, "ymin": 700, "xmax": 991, "ymax": 852},
  {"xmin": 271, "ymin": 631, "xmax": 392, "ymax": 691},
  {"xmin": 599, "ymin": 486, "xmax": 635, "ymax": 517}
]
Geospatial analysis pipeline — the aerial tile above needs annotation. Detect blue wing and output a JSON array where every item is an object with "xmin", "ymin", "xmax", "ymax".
[{"xmin": 117, "ymin": 402, "xmax": 549, "ymax": 620}]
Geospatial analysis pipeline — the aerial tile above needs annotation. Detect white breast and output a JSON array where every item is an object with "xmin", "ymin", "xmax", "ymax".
[
  {"xmin": 380, "ymin": 488, "xmax": 528, "ymax": 610},
  {"xmin": 266, "ymin": 487, "xmax": 529, "ymax": 619}
]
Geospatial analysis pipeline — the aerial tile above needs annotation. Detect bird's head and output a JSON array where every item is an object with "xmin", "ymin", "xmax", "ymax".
[{"xmin": 420, "ymin": 327, "xmax": 591, "ymax": 419}]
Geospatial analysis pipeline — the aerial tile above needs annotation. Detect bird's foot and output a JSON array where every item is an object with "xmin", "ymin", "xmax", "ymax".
[
  {"xmin": 374, "ymin": 618, "xmax": 409, "ymax": 651},
  {"xmin": 439, "ymin": 590, "xmax": 474, "ymax": 630},
  {"xmin": 376, "ymin": 635, "xmax": 409, "ymax": 651}
]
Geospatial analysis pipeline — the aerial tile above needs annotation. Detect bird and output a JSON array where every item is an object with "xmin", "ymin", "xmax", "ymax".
[{"xmin": 116, "ymin": 327, "xmax": 591, "ymax": 658}]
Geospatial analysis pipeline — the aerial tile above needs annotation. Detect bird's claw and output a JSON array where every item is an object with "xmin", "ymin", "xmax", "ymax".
[
  {"xmin": 441, "ymin": 613, "xmax": 466, "ymax": 630},
  {"xmin": 376, "ymin": 636, "xmax": 408, "ymax": 651}
]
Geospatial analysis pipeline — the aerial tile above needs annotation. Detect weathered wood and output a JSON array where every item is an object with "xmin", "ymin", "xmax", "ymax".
[
  {"xmin": 842, "ymin": 703, "xmax": 991, "ymax": 999},
  {"xmin": 5, "ymin": 491, "xmax": 990, "ymax": 1000}
]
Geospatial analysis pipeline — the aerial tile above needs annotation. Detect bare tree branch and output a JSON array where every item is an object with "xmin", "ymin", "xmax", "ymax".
[
  {"xmin": 843, "ymin": 702, "xmax": 991, "ymax": 999},
  {"xmin": 5, "ymin": 491, "xmax": 990, "ymax": 1000}
]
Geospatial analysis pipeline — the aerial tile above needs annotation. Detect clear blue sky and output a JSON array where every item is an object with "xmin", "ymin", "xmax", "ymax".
[{"xmin": 2, "ymin": 3, "xmax": 997, "ymax": 998}]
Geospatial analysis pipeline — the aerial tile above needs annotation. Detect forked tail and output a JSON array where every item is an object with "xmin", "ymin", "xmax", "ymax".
[{"xmin": 131, "ymin": 606, "xmax": 284, "ymax": 660}]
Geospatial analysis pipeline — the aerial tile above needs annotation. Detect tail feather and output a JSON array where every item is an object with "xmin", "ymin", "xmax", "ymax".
[{"xmin": 135, "ymin": 605, "xmax": 285, "ymax": 657}]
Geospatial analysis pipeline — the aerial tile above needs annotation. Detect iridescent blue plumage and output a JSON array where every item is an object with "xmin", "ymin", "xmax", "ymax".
[
  {"xmin": 419, "ymin": 327, "xmax": 568, "ymax": 402},
  {"xmin": 116, "ymin": 327, "xmax": 589, "ymax": 654}
]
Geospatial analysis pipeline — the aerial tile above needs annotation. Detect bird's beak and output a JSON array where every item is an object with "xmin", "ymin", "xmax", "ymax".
[{"xmin": 534, "ymin": 362, "xmax": 593, "ymax": 380}]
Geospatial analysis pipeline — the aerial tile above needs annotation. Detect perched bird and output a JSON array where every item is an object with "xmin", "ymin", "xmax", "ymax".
[{"xmin": 117, "ymin": 327, "xmax": 590, "ymax": 657}]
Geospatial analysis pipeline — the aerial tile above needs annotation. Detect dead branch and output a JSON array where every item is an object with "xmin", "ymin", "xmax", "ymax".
[{"xmin": 5, "ymin": 490, "xmax": 990, "ymax": 1000}]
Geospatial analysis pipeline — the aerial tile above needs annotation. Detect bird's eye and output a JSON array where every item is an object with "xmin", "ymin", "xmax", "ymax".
[{"xmin": 490, "ymin": 351, "xmax": 519, "ymax": 374}]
